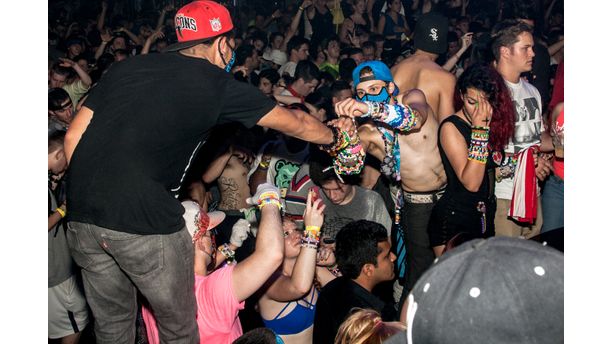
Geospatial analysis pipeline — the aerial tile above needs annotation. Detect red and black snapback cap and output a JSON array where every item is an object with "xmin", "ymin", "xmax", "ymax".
[{"xmin": 164, "ymin": 1, "xmax": 234, "ymax": 52}]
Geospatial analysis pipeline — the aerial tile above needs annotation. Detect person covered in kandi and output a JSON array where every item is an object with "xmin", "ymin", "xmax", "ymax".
[
  {"xmin": 142, "ymin": 183, "xmax": 286, "ymax": 344},
  {"xmin": 258, "ymin": 190, "xmax": 337, "ymax": 344},
  {"xmin": 427, "ymin": 63, "xmax": 515, "ymax": 256}
]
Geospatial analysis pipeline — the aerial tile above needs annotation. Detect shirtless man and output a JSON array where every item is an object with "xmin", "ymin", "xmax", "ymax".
[
  {"xmin": 202, "ymin": 126, "xmax": 257, "ymax": 261},
  {"xmin": 334, "ymin": 60, "xmax": 446, "ymax": 303},
  {"xmin": 391, "ymin": 12, "xmax": 456, "ymax": 123}
]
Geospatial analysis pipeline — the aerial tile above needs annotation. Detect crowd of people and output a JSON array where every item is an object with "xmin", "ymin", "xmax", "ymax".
[{"xmin": 48, "ymin": 0, "xmax": 564, "ymax": 343}]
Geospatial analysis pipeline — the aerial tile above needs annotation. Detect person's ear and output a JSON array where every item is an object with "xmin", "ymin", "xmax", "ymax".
[
  {"xmin": 362, "ymin": 263, "xmax": 374, "ymax": 277},
  {"xmin": 500, "ymin": 46, "xmax": 510, "ymax": 59},
  {"xmin": 388, "ymin": 82, "xmax": 397, "ymax": 95}
]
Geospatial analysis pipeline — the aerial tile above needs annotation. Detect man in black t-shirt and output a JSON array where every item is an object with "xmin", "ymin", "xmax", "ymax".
[
  {"xmin": 63, "ymin": 1, "xmax": 339, "ymax": 343},
  {"xmin": 313, "ymin": 220, "xmax": 398, "ymax": 344}
]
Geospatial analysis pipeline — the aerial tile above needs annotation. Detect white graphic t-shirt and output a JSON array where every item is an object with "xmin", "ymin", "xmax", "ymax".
[{"xmin": 495, "ymin": 78, "xmax": 543, "ymax": 200}]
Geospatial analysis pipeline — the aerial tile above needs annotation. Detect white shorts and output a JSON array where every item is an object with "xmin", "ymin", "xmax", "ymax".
[{"xmin": 48, "ymin": 275, "xmax": 90, "ymax": 339}]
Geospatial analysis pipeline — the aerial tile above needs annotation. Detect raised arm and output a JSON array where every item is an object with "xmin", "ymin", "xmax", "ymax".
[
  {"xmin": 232, "ymin": 184, "xmax": 285, "ymax": 301},
  {"xmin": 156, "ymin": 3, "xmax": 174, "ymax": 30},
  {"xmin": 59, "ymin": 57, "xmax": 92, "ymax": 87},
  {"xmin": 284, "ymin": 0, "xmax": 312, "ymax": 49},
  {"xmin": 440, "ymin": 92, "xmax": 491, "ymax": 192},
  {"xmin": 334, "ymin": 95, "xmax": 428, "ymax": 132},
  {"xmin": 264, "ymin": 191, "xmax": 325, "ymax": 301},
  {"xmin": 95, "ymin": 29, "xmax": 113, "ymax": 60},
  {"xmin": 141, "ymin": 29, "xmax": 165, "ymax": 55},
  {"xmin": 117, "ymin": 27, "xmax": 143, "ymax": 46},
  {"xmin": 97, "ymin": 0, "xmax": 108, "ymax": 32},
  {"xmin": 443, "ymin": 32, "xmax": 472, "ymax": 71},
  {"xmin": 257, "ymin": 105, "xmax": 335, "ymax": 145}
]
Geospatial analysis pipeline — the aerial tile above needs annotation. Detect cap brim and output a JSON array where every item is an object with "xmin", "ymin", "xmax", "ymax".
[
  {"xmin": 206, "ymin": 211, "xmax": 226, "ymax": 231},
  {"xmin": 163, "ymin": 38, "xmax": 214, "ymax": 52}
]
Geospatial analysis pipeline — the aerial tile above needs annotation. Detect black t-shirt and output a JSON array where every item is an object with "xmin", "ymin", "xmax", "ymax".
[
  {"xmin": 313, "ymin": 277, "xmax": 397, "ymax": 344},
  {"xmin": 66, "ymin": 52, "xmax": 276, "ymax": 235}
]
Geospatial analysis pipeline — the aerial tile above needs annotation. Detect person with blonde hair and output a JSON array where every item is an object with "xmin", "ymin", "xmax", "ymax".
[{"xmin": 334, "ymin": 308, "xmax": 405, "ymax": 344}]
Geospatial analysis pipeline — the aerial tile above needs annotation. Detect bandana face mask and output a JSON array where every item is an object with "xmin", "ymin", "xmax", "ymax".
[
  {"xmin": 356, "ymin": 83, "xmax": 392, "ymax": 103},
  {"xmin": 218, "ymin": 38, "xmax": 236, "ymax": 73}
]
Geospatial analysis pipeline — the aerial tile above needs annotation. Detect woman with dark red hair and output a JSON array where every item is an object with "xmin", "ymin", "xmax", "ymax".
[{"xmin": 428, "ymin": 63, "xmax": 514, "ymax": 256}]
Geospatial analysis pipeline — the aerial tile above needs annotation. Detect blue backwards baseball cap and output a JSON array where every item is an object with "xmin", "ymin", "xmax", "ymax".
[{"xmin": 352, "ymin": 61, "xmax": 399, "ymax": 95}]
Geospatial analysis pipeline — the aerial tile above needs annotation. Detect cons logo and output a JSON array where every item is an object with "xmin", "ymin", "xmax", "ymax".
[{"xmin": 175, "ymin": 14, "xmax": 198, "ymax": 38}]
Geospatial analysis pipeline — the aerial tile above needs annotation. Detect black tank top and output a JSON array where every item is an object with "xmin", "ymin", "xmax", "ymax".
[
  {"xmin": 438, "ymin": 115, "xmax": 496, "ymax": 202},
  {"xmin": 310, "ymin": 6, "xmax": 335, "ymax": 47}
]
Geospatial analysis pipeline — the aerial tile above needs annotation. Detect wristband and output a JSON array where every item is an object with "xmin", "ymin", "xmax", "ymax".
[
  {"xmin": 56, "ymin": 207, "xmax": 66, "ymax": 218},
  {"xmin": 467, "ymin": 126, "xmax": 490, "ymax": 164},
  {"xmin": 299, "ymin": 6, "xmax": 304, "ymax": 11},
  {"xmin": 364, "ymin": 102, "xmax": 418, "ymax": 132},
  {"xmin": 218, "ymin": 243, "xmax": 236, "ymax": 263},
  {"xmin": 305, "ymin": 226, "xmax": 321, "ymax": 240},
  {"xmin": 258, "ymin": 160, "xmax": 270, "ymax": 169},
  {"xmin": 300, "ymin": 236, "xmax": 319, "ymax": 249}
]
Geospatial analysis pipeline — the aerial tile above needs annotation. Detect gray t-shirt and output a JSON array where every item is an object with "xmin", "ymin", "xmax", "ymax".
[
  {"xmin": 48, "ymin": 187, "xmax": 75, "ymax": 287},
  {"xmin": 321, "ymin": 185, "xmax": 392, "ymax": 240}
]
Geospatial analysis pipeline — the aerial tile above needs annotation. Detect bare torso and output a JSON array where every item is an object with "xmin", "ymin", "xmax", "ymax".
[
  {"xmin": 217, "ymin": 155, "xmax": 252, "ymax": 210},
  {"xmin": 359, "ymin": 94, "xmax": 447, "ymax": 192},
  {"xmin": 391, "ymin": 52, "xmax": 456, "ymax": 122}
]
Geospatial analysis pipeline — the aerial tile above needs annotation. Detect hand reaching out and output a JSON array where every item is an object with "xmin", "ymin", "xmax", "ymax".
[
  {"xmin": 334, "ymin": 98, "xmax": 369, "ymax": 118},
  {"xmin": 303, "ymin": 188, "xmax": 325, "ymax": 228}
]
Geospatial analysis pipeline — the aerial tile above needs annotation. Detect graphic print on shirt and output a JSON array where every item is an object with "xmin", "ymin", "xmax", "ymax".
[
  {"xmin": 274, "ymin": 159, "xmax": 301, "ymax": 191},
  {"xmin": 511, "ymin": 97, "xmax": 541, "ymax": 151}
]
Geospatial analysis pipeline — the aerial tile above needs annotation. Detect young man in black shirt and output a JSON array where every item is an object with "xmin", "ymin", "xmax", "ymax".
[
  {"xmin": 63, "ymin": 1, "xmax": 340, "ymax": 343},
  {"xmin": 313, "ymin": 220, "xmax": 397, "ymax": 343}
]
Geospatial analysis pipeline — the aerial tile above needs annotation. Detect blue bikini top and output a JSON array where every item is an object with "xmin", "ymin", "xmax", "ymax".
[{"xmin": 262, "ymin": 287, "xmax": 318, "ymax": 335}]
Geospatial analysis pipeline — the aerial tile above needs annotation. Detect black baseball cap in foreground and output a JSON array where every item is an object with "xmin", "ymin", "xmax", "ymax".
[{"xmin": 406, "ymin": 236, "xmax": 563, "ymax": 344}]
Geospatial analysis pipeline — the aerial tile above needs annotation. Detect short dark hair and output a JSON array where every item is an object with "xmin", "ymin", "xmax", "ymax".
[
  {"xmin": 361, "ymin": 40, "xmax": 375, "ymax": 50},
  {"xmin": 236, "ymin": 44, "xmax": 256, "ymax": 66},
  {"xmin": 259, "ymin": 68, "xmax": 280, "ymax": 86},
  {"xmin": 335, "ymin": 220, "xmax": 389, "ymax": 279},
  {"xmin": 287, "ymin": 36, "xmax": 309, "ymax": 55},
  {"xmin": 339, "ymin": 58, "xmax": 357, "ymax": 82},
  {"xmin": 233, "ymin": 327, "xmax": 277, "ymax": 344},
  {"xmin": 308, "ymin": 148, "xmax": 336, "ymax": 187},
  {"xmin": 50, "ymin": 62, "xmax": 72, "ymax": 78},
  {"xmin": 294, "ymin": 60, "xmax": 320, "ymax": 83},
  {"xmin": 490, "ymin": 19, "xmax": 533, "ymax": 62},
  {"xmin": 49, "ymin": 88, "xmax": 71, "ymax": 111},
  {"xmin": 48, "ymin": 130, "xmax": 66, "ymax": 154},
  {"xmin": 331, "ymin": 80, "xmax": 352, "ymax": 98}
]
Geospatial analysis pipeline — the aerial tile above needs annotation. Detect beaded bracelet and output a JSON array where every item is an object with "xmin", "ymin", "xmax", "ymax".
[
  {"xmin": 301, "ymin": 237, "xmax": 319, "ymax": 249},
  {"xmin": 218, "ymin": 243, "xmax": 236, "ymax": 263},
  {"xmin": 305, "ymin": 225, "xmax": 321, "ymax": 240},
  {"xmin": 364, "ymin": 101, "xmax": 418, "ymax": 132},
  {"xmin": 319, "ymin": 126, "xmax": 351, "ymax": 155},
  {"xmin": 467, "ymin": 126, "xmax": 490, "ymax": 164},
  {"xmin": 259, "ymin": 198, "xmax": 282, "ymax": 210}
]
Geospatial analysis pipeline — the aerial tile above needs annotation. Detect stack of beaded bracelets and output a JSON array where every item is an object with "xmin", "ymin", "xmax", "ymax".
[
  {"xmin": 257, "ymin": 191, "xmax": 282, "ymax": 210},
  {"xmin": 319, "ymin": 126, "xmax": 351, "ymax": 155},
  {"xmin": 319, "ymin": 124, "xmax": 365, "ymax": 175},
  {"xmin": 218, "ymin": 243, "xmax": 236, "ymax": 264},
  {"xmin": 333, "ymin": 133, "xmax": 365, "ymax": 175},
  {"xmin": 301, "ymin": 225, "xmax": 321, "ymax": 249},
  {"xmin": 467, "ymin": 126, "xmax": 490, "ymax": 164},
  {"xmin": 365, "ymin": 101, "xmax": 418, "ymax": 132}
]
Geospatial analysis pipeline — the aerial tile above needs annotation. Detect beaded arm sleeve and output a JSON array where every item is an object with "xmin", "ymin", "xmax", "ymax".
[{"xmin": 363, "ymin": 101, "xmax": 418, "ymax": 132}]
